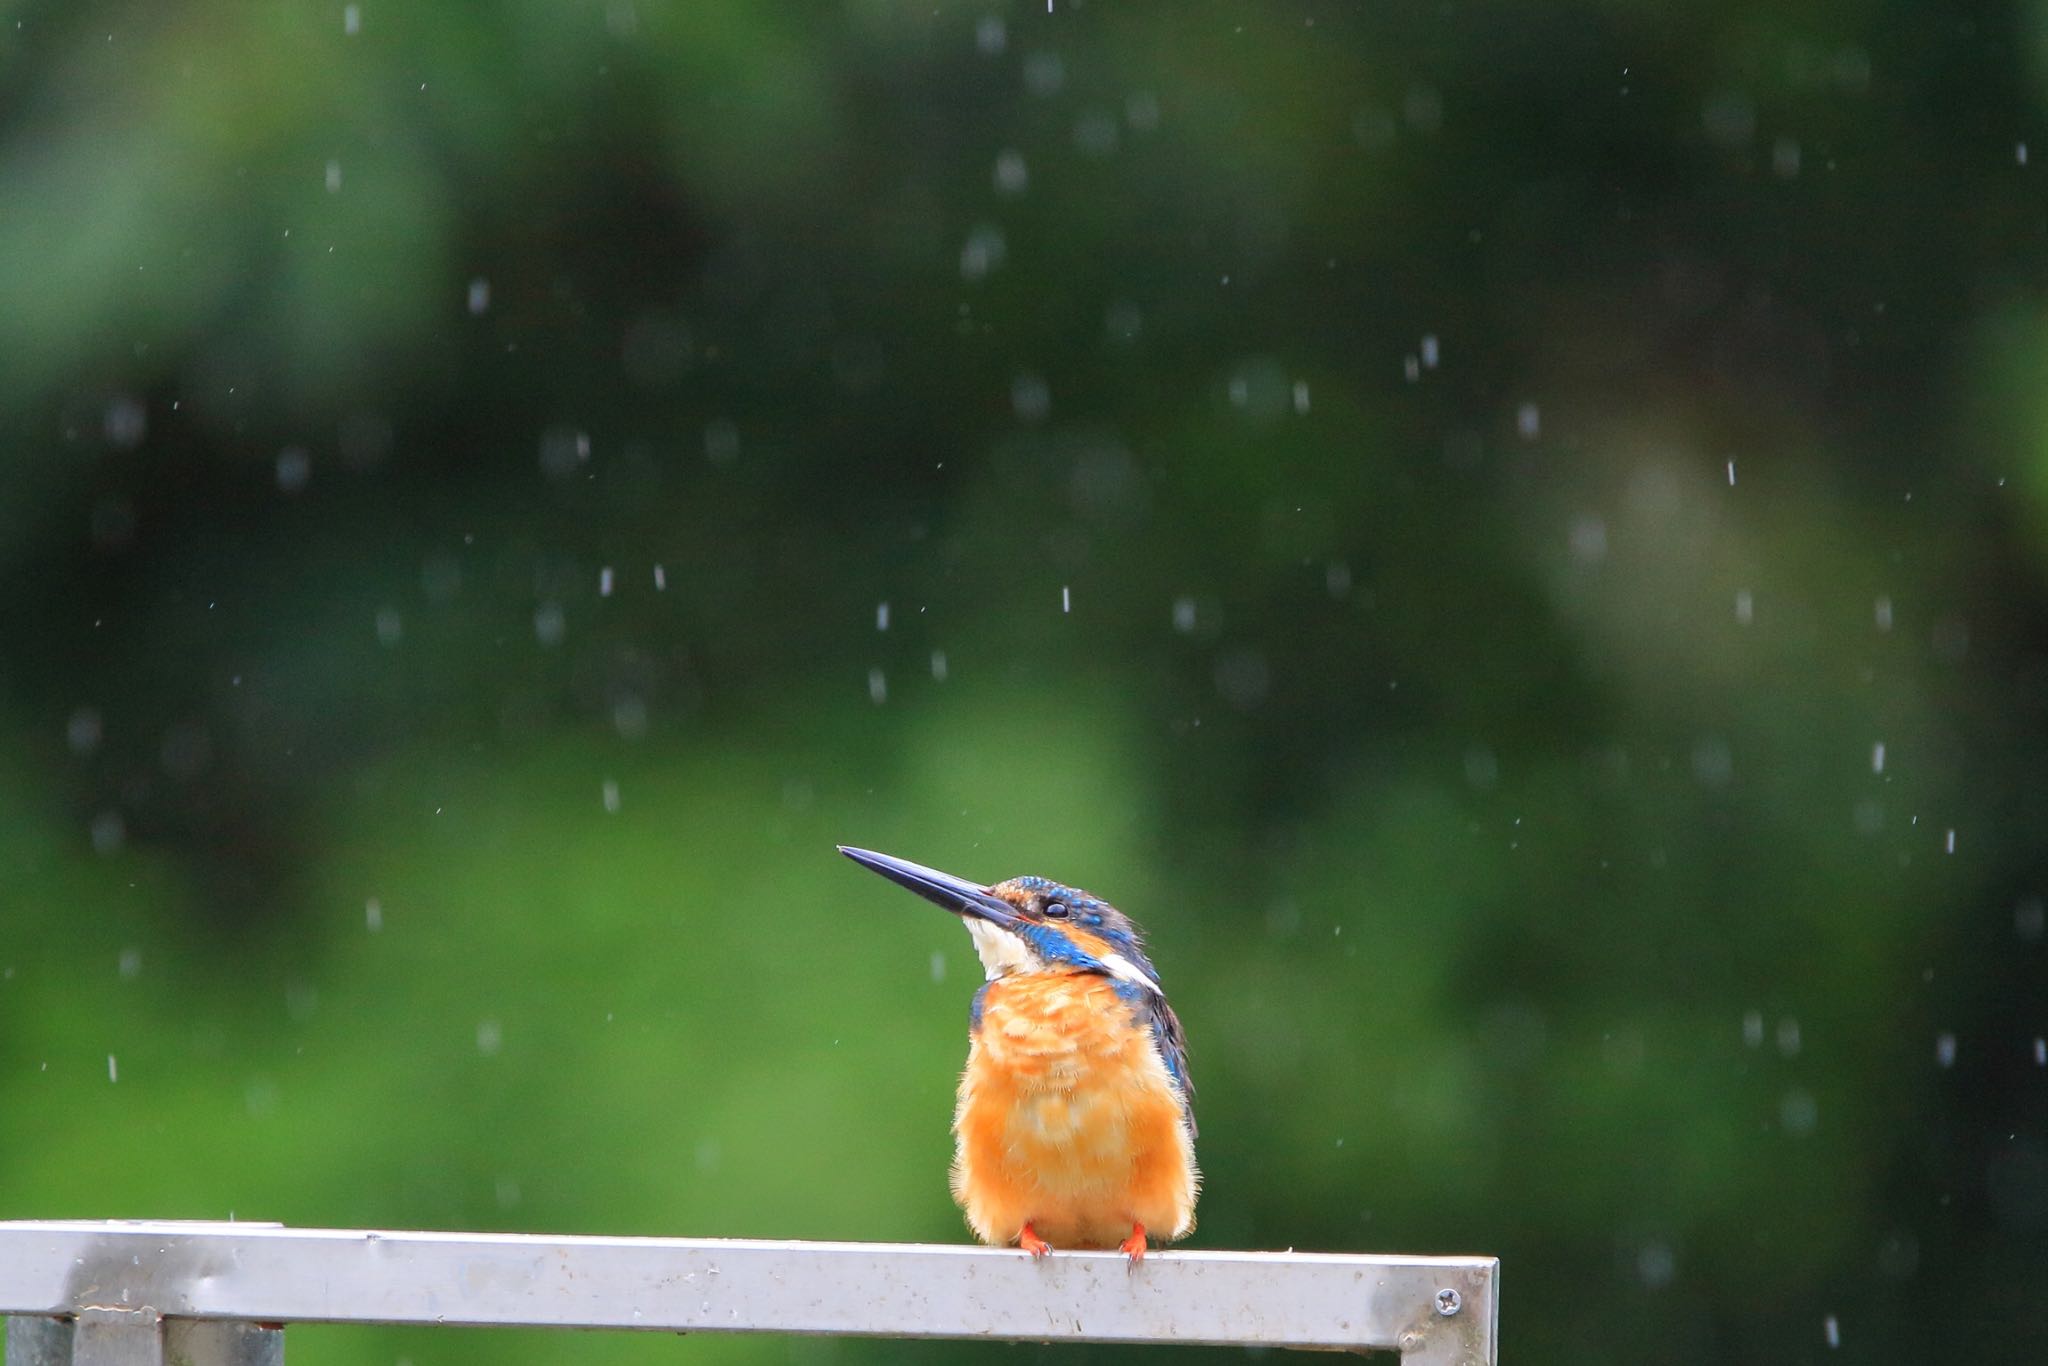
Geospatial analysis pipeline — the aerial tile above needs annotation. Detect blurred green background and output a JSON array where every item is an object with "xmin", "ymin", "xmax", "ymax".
[{"xmin": 2, "ymin": 0, "xmax": 2045, "ymax": 1361}]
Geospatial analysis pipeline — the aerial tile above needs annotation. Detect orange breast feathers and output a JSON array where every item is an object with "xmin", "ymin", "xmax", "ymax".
[{"xmin": 950, "ymin": 972, "xmax": 1198, "ymax": 1251}]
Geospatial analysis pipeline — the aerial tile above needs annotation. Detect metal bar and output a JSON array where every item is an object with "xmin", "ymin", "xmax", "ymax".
[
  {"xmin": 69, "ymin": 1309, "xmax": 161, "ymax": 1366},
  {"xmin": 5, "ymin": 1316, "xmax": 281, "ymax": 1366},
  {"xmin": 162, "ymin": 1323, "xmax": 282, "ymax": 1366},
  {"xmin": 0, "ymin": 1222, "xmax": 1496, "ymax": 1360},
  {"xmin": 6, "ymin": 1317, "xmax": 75, "ymax": 1366}
]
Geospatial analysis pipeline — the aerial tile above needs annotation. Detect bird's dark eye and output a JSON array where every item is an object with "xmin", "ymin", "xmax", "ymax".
[{"xmin": 1043, "ymin": 900, "xmax": 1069, "ymax": 918}]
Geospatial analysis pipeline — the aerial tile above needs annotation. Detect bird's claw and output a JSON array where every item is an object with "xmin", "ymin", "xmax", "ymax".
[
  {"xmin": 1119, "ymin": 1224, "xmax": 1148, "ymax": 1263},
  {"xmin": 1019, "ymin": 1224, "xmax": 1052, "ymax": 1258}
]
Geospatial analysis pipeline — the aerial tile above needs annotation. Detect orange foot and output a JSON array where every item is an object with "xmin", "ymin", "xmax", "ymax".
[
  {"xmin": 1119, "ymin": 1223, "xmax": 1148, "ymax": 1262},
  {"xmin": 1018, "ymin": 1223, "xmax": 1052, "ymax": 1258}
]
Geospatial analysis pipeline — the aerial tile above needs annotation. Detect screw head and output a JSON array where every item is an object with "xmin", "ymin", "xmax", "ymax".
[{"xmin": 1435, "ymin": 1287, "xmax": 1463, "ymax": 1317}]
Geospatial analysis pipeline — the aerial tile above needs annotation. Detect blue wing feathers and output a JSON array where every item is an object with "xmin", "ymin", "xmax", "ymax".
[{"xmin": 1143, "ymin": 992, "xmax": 1196, "ymax": 1138}]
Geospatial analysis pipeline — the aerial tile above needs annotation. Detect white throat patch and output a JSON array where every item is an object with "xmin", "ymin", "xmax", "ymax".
[{"xmin": 964, "ymin": 917, "xmax": 1038, "ymax": 980}]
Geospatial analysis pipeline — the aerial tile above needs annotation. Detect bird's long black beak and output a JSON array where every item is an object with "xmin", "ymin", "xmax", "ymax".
[{"xmin": 838, "ymin": 846, "xmax": 1021, "ymax": 927}]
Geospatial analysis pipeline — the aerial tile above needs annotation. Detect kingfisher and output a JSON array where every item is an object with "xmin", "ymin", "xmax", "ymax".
[{"xmin": 838, "ymin": 846, "xmax": 1198, "ymax": 1261}]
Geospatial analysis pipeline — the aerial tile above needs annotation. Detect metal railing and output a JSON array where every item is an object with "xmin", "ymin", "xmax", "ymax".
[{"xmin": 0, "ymin": 1222, "xmax": 1498, "ymax": 1364}]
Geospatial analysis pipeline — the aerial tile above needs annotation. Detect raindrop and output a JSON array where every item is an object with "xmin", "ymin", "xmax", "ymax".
[
  {"xmin": 1419, "ymin": 334, "xmax": 1440, "ymax": 369},
  {"xmin": 930, "ymin": 651, "xmax": 948, "ymax": 682},
  {"xmin": 1326, "ymin": 561, "xmax": 1352, "ymax": 598},
  {"xmin": 599, "ymin": 566, "xmax": 615, "ymax": 598},
  {"xmin": 476, "ymin": 1020, "xmax": 503, "ymax": 1056},
  {"xmin": 104, "ymin": 396, "xmax": 147, "ymax": 449},
  {"xmin": 1780, "ymin": 1088, "xmax": 1818, "ymax": 1136},
  {"xmin": 993, "ymin": 150, "xmax": 1029, "ymax": 195},
  {"xmin": 1516, "ymin": 403, "xmax": 1541, "ymax": 439},
  {"xmin": 1735, "ymin": 590, "xmax": 1754, "ymax": 625},
  {"xmin": 1011, "ymin": 373, "xmax": 1050, "ymax": 422},
  {"xmin": 66, "ymin": 708, "xmax": 103, "ymax": 756},
  {"xmin": 422, "ymin": 553, "xmax": 462, "ymax": 604},
  {"xmin": 1877, "ymin": 1231, "xmax": 1919, "ymax": 1279},
  {"xmin": 974, "ymin": 15, "xmax": 1007, "ymax": 55},
  {"xmin": 374, "ymin": 607, "xmax": 403, "ymax": 647},
  {"xmin": 1636, "ymin": 1242, "xmax": 1675, "ymax": 1288},
  {"xmin": 1171, "ymin": 598, "xmax": 1197, "ymax": 633},
  {"xmin": 118, "ymin": 948, "xmax": 141, "ymax": 980},
  {"xmin": 704, "ymin": 418, "xmax": 741, "ymax": 466},
  {"xmin": 1022, "ymin": 51, "xmax": 1064, "ymax": 97},
  {"xmin": 1823, "ymin": 1315, "xmax": 1840, "ymax": 1349},
  {"xmin": 1935, "ymin": 1033, "xmax": 1957, "ymax": 1067},
  {"xmin": 107, "ymin": 1055, "xmax": 118, "ymax": 1083},
  {"xmin": 613, "ymin": 696, "xmax": 648, "ymax": 740},
  {"xmin": 90, "ymin": 810, "xmax": 126, "ymax": 855},
  {"xmin": 365, "ymin": 898, "xmax": 383, "ymax": 932},
  {"xmin": 1776, "ymin": 1017, "xmax": 1802, "ymax": 1058},
  {"xmin": 1726, "ymin": 459, "xmax": 1737, "ymax": 486},
  {"xmin": 653, "ymin": 564, "xmax": 667, "ymax": 591},
  {"xmin": 1292, "ymin": 380, "xmax": 1311, "ymax": 414},
  {"xmin": 2033, "ymin": 1037, "xmax": 2045, "ymax": 1067},
  {"xmin": 2014, "ymin": 897, "xmax": 2043, "ymax": 940},
  {"xmin": 343, "ymin": 4, "xmax": 360, "ymax": 37},
  {"xmin": 276, "ymin": 447, "xmax": 312, "ymax": 493},
  {"xmin": 876, "ymin": 602, "xmax": 890, "ymax": 632},
  {"xmin": 1874, "ymin": 595, "xmax": 1894, "ymax": 632},
  {"xmin": 601, "ymin": 780, "xmax": 621, "ymax": 813},
  {"xmin": 1061, "ymin": 586, "xmax": 1071, "ymax": 614},
  {"xmin": 1701, "ymin": 90, "xmax": 1756, "ymax": 148},
  {"xmin": 1403, "ymin": 354, "xmax": 1421, "ymax": 382},
  {"xmin": 534, "ymin": 603, "xmax": 567, "ymax": 647},
  {"xmin": 1692, "ymin": 737, "xmax": 1733, "ymax": 788},
  {"xmin": 1567, "ymin": 514, "xmax": 1607, "ymax": 563},
  {"xmin": 1402, "ymin": 83, "xmax": 1443, "ymax": 133},
  {"xmin": 1214, "ymin": 649, "xmax": 1271, "ymax": 710},
  {"xmin": 325, "ymin": 160, "xmax": 343, "ymax": 193},
  {"xmin": 1104, "ymin": 301, "xmax": 1143, "ymax": 344},
  {"xmin": 2019, "ymin": 142, "xmax": 2031, "ymax": 167},
  {"xmin": 1944, "ymin": 828, "xmax": 1956, "ymax": 854},
  {"xmin": 538, "ymin": 426, "xmax": 589, "ymax": 481},
  {"xmin": 1742, "ymin": 1010, "xmax": 1764, "ymax": 1047},
  {"xmin": 959, "ymin": 224, "xmax": 1007, "ymax": 282},
  {"xmin": 467, "ymin": 278, "xmax": 491, "ymax": 315},
  {"xmin": 1871, "ymin": 741, "xmax": 1886, "ymax": 774},
  {"xmin": 868, "ymin": 668, "xmax": 888, "ymax": 704}
]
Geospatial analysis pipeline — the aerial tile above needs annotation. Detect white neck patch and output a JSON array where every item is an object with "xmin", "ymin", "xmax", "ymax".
[
  {"xmin": 964, "ymin": 917, "xmax": 1040, "ymax": 980},
  {"xmin": 1098, "ymin": 951, "xmax": 1161, "ymax": 993}
]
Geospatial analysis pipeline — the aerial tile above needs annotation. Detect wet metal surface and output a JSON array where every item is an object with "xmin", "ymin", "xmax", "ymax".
[{"xmin": 1, "ymin": 1222, "xmax": 1497, "ymax": 1362}]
